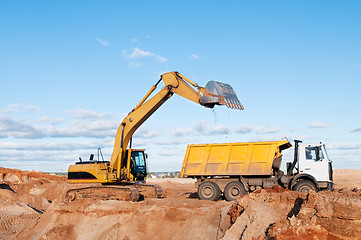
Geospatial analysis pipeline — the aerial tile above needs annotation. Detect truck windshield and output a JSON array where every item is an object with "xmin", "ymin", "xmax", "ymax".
[{"xmin": 323, "ymin": 145, "xmax": 330, "ymax": 161}]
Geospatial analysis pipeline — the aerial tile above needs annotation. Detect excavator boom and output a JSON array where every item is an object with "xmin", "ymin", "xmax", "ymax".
[
  {"xmin": 67, "ymin": 71, "xmax": 242, "ymax": 202},
  {"xmin": 110, "ymin": 72, "xmax": 243, "ymax": 173}
]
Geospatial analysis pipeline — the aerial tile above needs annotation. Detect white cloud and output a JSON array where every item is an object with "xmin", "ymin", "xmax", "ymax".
[
  {"xmin": 122, "ymin": 48, "xmax": 167, "ymax": 62},
  {"xmin": 133, "ymin": 128, "xmax": 159, "ymax": 139},
  {"xmin": 96, "ymin": 38, "xmax": 111, "ymax": 47},
  {"xmin": 351, "ymin": 126, "xmax": 361, "ymax": 132},
  {"xmin": 37, "ymin": 116, "xmax": 65, "ymax": 125},
  {"xmin": 190, "ymin": 54, "xmax": 200, "ymax": 59},
  {"xmin": 235, "ymin": 125, "xmax": 281, "ymax": 134},
  {"xmin": 0, "ymin": 116, "xmax": 45, "ymax": 139},
  {"xmin": 0, "ymin": 133, "xmax": 7, "ymax": 138},
  {"xmin": 2, "ymin": 103, "xmax": 38, "ymax": 114},
  {"xmin": 327, "ymin": 142, "xmax": 361, "ymax": 150},
  {"xmin": 69, "ymin": 109, "xmax": 114, "ymax": 120},
  {"xmin": 46, "ymin": 119, "xmax": 118, "ymax": 138},
  {"xmin": 171, "ymin": 120, "xmax": 231, "ymax": 137},
  {"xmin": 131, "ymin": 38, "xmax": 139, "ymax": 43},
  {"xmin": 235, "ymin": 126, "xmax": 253, "ymax": 134},
  {"xmin": 171, "ymin": 128, "xmax": 192, "ymax": 137},
  {"xmin": 0, "ymin": 140, "xmax": 107, "ymax": 151},
  {"xmin": 309, "ymin": 121, "xmax": 335, "ymax": 128},
  {"xmin": 0, "ymin": 109, "xmax": 119, "ymax": 139},
  {"xmin": 207, "ymin": 124, "xmax": 230, "ymax": 135},
  {"xmin": 247, "ymin": 135, "xmax": 286, "ymax": 142},
  {"xmin": 154, "ymin": 138, "xmax": 190, "ymax": 145}
]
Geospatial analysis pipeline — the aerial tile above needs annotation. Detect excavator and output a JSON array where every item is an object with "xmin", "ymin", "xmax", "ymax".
[{"xmin": 65, "ymin": 71, "xmax": 243, "ymax": 202}]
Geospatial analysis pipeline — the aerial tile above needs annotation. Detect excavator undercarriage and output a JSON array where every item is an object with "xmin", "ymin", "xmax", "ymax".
[{"xmin": 65, "ymin": 183, "xmax": 163, "ymax": 202}]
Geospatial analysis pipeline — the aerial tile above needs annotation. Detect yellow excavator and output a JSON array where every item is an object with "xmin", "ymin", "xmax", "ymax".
[{"xmin": 65, "ymin": 71, "xmax": 243, "ymax": 202}]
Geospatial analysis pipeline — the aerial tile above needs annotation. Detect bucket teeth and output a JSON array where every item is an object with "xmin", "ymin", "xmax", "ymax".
[{"xmin": 202, "ymin": 81, "xmax": 244, "ymax": 110}]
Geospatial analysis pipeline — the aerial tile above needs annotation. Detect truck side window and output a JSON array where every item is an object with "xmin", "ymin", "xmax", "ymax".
[{"xmin": 305, "ymin": 147, "xmax": 318, "ymax": 161}]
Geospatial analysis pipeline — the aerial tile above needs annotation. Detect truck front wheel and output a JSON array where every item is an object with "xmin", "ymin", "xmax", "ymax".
[
  {"xmin": 224, "ymin": 181, "xmax": 247, "ymax": 201},
  {"xmin": 293, "ymin": 180, "xmax": 318, "ymax": 192},
  {"xmin": 198, "ymin": 181, "xmax": 221, "ymax": 201}
]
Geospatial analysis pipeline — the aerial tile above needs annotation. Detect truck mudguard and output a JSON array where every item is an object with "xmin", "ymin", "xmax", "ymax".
[{"xmin": 289, "ymin": 173, "xmax": 319, "ymax": 190}]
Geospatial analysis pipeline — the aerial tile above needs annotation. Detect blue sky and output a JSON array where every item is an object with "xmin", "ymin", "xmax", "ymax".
[{"xmin": 1, "ymin": 1, "xmax": 360, "ymax": 172}]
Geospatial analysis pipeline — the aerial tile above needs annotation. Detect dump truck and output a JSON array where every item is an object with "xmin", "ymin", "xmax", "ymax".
[
  {"xmin": 66, "ymin": 71, "xmax": 243, "ymax": 202},
  {"xmin": 180, "ymin": 140, "xmax": 333, "ymax": 201}
]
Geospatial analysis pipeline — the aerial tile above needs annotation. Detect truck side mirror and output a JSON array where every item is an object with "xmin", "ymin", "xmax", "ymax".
[{"xmin": 89, "ymin": 154, "xmax": 94, "ymax": 161}]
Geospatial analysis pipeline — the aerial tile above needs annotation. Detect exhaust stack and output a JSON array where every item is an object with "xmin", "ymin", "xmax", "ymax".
[{"xmin": 200, "ymin": 81, "xmax": 244, "ymax": 110}]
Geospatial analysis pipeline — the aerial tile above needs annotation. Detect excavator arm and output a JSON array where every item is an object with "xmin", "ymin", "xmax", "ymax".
[
  {"xmin": 66, "ymin": 71, "xmax": 242, "ymax": 202},
  {"xmin": 110, "ymin": 71, "xmax": 243, "ymax": 177}
]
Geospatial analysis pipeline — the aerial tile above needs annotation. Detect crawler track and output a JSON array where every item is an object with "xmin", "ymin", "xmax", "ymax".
[
  {"xmin": 133, "ymin": 183, "xmax": 163, "ymax": 199},
  {"xmin": 64, "ymin": 186, "xmax": 140, "ymax": 202}
]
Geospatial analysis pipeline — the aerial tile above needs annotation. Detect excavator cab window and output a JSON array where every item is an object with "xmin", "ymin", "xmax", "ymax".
[{"xmin": 131, "ymin": 151, "xmax": 147, "ymax": 181}]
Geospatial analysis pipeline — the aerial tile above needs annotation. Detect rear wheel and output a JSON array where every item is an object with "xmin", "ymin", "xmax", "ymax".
[
  {"xmin": 198, "ymin": 181, "xmax": 221, "ymax": 201},
  {"xmin": 224, "ymin": 181, "xmax": 246, "ymax": 201},
  {"xmin": 293, "ymin": 180, "xmax": 318, "ymax": 192}
]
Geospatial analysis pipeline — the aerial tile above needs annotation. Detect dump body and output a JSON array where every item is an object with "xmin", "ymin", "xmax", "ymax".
[{"xmin": 181, "ymin": 140, "xmax": 292, "ymax": 177}]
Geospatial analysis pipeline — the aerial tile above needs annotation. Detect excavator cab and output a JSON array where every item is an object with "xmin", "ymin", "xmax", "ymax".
[{"xmin": 125, "ymin": 149, "xmax": 147, "ymax": 182}]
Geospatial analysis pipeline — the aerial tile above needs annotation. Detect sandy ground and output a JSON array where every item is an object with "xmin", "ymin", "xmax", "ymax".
[{"xmin": 0, "ymin": 168, "xmax": 360, "ymax": 239}]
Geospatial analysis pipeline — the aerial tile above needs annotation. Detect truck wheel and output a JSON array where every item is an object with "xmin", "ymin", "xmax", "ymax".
[
  {"xmin": 224, "ymin": 181, "xmax": 246, "ymax": 201},
  {"xmin": 198, "ymin": 181, "xmax": 221, "ymax": 201},
  {"xmin": 293, "ymin": 180, "xmax": 318, "ymax": 192}
]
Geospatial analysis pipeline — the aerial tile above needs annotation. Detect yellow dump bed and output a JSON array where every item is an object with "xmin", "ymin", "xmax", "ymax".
[{"xmin": 180, "ymin": 140, "xmax": 292, "ymax": 177}]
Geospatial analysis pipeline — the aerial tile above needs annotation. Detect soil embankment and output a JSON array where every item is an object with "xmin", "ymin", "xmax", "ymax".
[{"xmin": 0, "ymin": 168, "xmax": 360, "ymax": 239}]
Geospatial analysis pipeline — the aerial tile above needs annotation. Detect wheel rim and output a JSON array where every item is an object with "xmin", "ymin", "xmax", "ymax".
[
  {"xmin": 203, "ymin": 186, "xmax": 213, "ymax": 197},
  {"xmin": 299, "ymin": 185, "xmax": 312, "ymax": 192},
  {"xmin": 230, "ymin": 186, "xmax": 240, "ymax": 197}
]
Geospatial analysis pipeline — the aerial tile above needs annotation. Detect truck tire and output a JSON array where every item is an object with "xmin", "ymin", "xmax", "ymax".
[
  {"xmin": 224, "ymin": 181, "xmax": 246, "ymax": 201},
  {"xmin": 293, "ymin": 180, "xmax": 318, "ymax": 192},
  {"xmin": 198, "ymin": 181, "xmax": 221, "ymax": 201}
]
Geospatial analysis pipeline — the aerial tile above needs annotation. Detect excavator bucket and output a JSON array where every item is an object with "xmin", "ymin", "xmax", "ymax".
[{"xmin": 200, "ymin": 81, "xmax": 244, "ymax": 110}]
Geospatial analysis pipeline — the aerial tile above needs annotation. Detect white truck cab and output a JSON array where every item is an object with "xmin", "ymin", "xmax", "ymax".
[{"xmin": 287, "ymin": 140, "xmax": 333, "ymax": 192}]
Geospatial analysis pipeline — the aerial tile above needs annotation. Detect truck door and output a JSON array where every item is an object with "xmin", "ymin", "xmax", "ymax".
[{"xmin": 299, "ymin": 145, "xmax": 329, "ymax": 182}]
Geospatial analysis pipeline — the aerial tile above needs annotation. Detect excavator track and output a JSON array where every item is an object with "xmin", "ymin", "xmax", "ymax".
[
  {"xmin": 64, "ymin": 186, "xmax": 140, "ymax": 202},
  {"xmin": 132, "ymin": 183, "xmax": 163, "ymax": 199}
]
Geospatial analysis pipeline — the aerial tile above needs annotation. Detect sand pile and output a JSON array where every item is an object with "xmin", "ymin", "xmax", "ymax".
[
  {"xmin": 0, "ymin": 168, "xmax": 67, "ymax": 239},
  {"xmin": 1, "ymin": 167, "xmax": 360, "ymax": 240}
]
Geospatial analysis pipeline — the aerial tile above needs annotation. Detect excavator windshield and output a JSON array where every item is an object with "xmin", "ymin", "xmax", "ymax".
[
  {"xmin": 130, "ymin": 150, "xmax": 147, "ymax": 181},
  {"xmin": 132, "ymin": 151, "xmax": 146, "ymax": 169}
]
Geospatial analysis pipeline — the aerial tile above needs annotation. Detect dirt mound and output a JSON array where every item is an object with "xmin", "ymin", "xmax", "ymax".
[
  {"xmin": 0, "ymin": 168, "xmax": 67, "ymax": 239},
  {"xmin": 0, "ymin": 167, "xmax": 66, "ymax": 184},
  {"xmin": 1, "ymin": 168, "xmax": 361, "ymax": 239},
  {"xmin": 16, "ymin": 196, "xmax": 233, "ymax": 240},
  {"xmin": 221, "ymin": 187, "xmax": 361, "ymax": 239}
]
